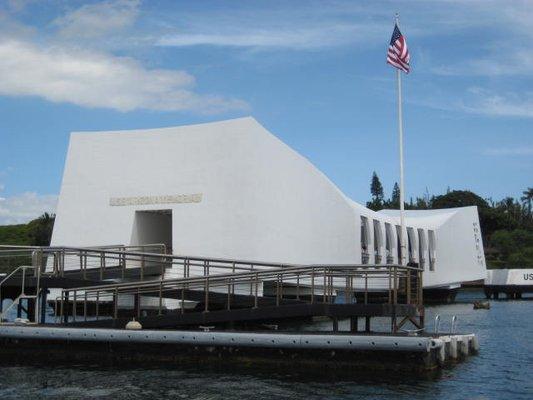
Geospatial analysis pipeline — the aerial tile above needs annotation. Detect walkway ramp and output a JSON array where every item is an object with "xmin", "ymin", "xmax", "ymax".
[
  {"xmin": 1, "ymin": 245, "xmax": 424, "ymax": 333},
  {"xmin": 59, "ymin": 261, "xmax": 423, "ymax": 333}
]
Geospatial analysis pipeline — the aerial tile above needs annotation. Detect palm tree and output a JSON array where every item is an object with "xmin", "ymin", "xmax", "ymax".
[
  {"xmin": 521, "ymin": 187, "xmax": 533, "ymax": 216},
  {"xmin": 28, "ymin": 213, "xmax": 55, "ymax": 246}
]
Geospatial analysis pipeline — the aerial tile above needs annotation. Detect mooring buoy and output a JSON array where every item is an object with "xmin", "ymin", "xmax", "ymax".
[{"xmin": 125, "ymin": 319, "xmax": 142, "ymax": 330}]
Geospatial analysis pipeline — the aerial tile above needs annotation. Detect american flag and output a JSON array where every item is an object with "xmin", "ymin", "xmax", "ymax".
[{"xmin": 387, "ymin": 24, "xmax": 410, "ymax": 73}]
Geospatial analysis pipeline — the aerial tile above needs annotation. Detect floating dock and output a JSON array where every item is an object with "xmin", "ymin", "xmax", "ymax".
[
  {"xmin": 0, "ymin": 245, "xmax": 479, "ymax": 372},
  {"xmin": 0, "ymin": 325, "xmax": 478, "ymax": 372}
]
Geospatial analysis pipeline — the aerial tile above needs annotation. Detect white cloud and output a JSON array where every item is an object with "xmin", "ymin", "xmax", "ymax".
[
  {"xmin": 429, "ymin": 2, "xmax": 533, "ymax": 78},
  {"xmin": 153, "ymin": 1, "xmax": 511, "ymax": 51},
  {"xmin": 482, "ymin": 147, "xmax": 533, "ymax": 156},
  {"xmin": 405, "ymin": 85, "xmax": 533, "ymax": 119},
  {"xmin": 458, "ymin": 88, "xmax": 533, "ymax": 118},
  {"xmin": 0, "ymin": 0, "xmax": 530, "ymax": 117},
  {"xmin": 0, "ymin": 9, "xmax": 35, "ymax": 39},
  {"xmin": 500, "ymin": 2, "xmax": 533, "ymax": 37},
  {"xmin": 53, "ymin": 0, "xmax": 140, "ymax": 39},
  {"xmin": 0, "ymin": 192, "xmax": 57, "ymax": 225},
  {"xmin": 157, "ymin": 23, "xmax": 379, "ymax": 50},
  {"xmin": 433, "ymin": 49, "xmax": 533, "ymax": 78},
  {"xmin": 153, "ymin": 0, "xmax": 406, "ymax": 51},
  {"xmin": 0, "ymin": 39, "xmax": 248, "ymax": 113}
]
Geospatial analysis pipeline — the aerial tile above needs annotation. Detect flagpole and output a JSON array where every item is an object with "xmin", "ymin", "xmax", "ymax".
[{"xmin": 395, "ymin": 13, "xmax": 406, "ymax": 265}]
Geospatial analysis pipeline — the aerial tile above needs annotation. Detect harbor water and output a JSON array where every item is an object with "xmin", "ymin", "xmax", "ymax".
[{"xmin": 0, "ymin": 290, "xmax": 531, "ymax": 400}]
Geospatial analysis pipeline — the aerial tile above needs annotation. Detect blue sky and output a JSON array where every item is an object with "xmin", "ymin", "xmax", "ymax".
[{"xmin": 0, "ymin": 0, "xmax": 532, "ymax": 224}]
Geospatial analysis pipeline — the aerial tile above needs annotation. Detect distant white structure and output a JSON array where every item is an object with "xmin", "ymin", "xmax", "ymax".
[
  {"xmin": 51, "ymin": 117, "xmax": 486, "ymax": 291},
  {"xmin": 486, "ymin": 269, "xmax": 533, "ymax": 287},
  {"xmin": 485, "ymin": 269, "xmax": 533, "ymax": 299}
]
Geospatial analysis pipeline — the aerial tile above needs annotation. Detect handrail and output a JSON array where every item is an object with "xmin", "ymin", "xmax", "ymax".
[
  {"xmin": 313, "ymin": 263, "xmax": 423, "ymax": 272},
  {"xmin": 58, "ymin": 262, "xmax": 423, "ymax": 332},
  {"xmin": 434, "ymin": 314, "xmax": 441, "ymax": 334},
  {"xmin": 0, "ymin": 245, "xmax": 302, "ymax": 284},
  {"xmin": 0, "ymin": 246, "xmax": 424, "ymax": 281},
  {"xmin": 0, "ymin": 245, "xmax": 425, "ymax": 331},
  {"xmin": 0, "ymin": 244, "xmax": 156, "ymax": 250},
  {"xmin": 0, "ymin": 244, "xmax": 170, "ymax": 282},
  {"xmin": 0, "ymin": 266, "xmax": 35, "ymax": 321},
  {"xmin": 451, "ymin": 315, "xmax": 458, "ymax": 334},
  {"xmin": 63, "ymin": 264, "xmax": 411, "ymax": 293},
  {"xmin": 0, "ymin": 293, "xmax": 39, "ymax": 322},
  {"xmin": 1, "ymin": 245, "xmax": 423, "ymax": 271},
  {"xmin": 0, "ymin": 245, "xmax": 301, "ymax": 269},
  {"xmin": 0, "ymin": 265, "xmax": 34, "ymax": 288}
]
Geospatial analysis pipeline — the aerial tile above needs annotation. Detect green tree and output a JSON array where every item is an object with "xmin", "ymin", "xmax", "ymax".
[
  {"xmin": 521, "ymin": 187, "xmax": 533, "ymax": 216},
  {"xmin": 27, "ymin": 213, "xmax": 55, "ymax": 246},
  {"xmin": 0, "ymin": 223, "xmax": 30, "ymax": 245},
  {"xmin": 430, "ymin": 190, "xmax": 504, "ymax": 242},
  {"xmin": 431, "ymin": 190, "xmax": 489, "ymax": 209},
  {"xmin": 367, "ymin": 172, "xmax": 385, "ymax": 211},
  {"xmin": 494, "ymin": 197, "xmax": 522, "ymax": 230},
  {"xmin": 510, "ymin": 229, "xmax": 533, "ymax": 248},
  {"xmin": 370, "ymin": 172, "xmax": 384, "ymax": 203},
  {"xmin": 390, "ymin": 182, "xmax": 400, "ymax": 208},
  {"xmin": 0, "ymin": 213, "xmax": 54, "ymax": 274},
  {"xmin": 490, "ymin": 230, "xmax": 514, "ymax": 258},
  {"xmin": 508, "ymin": 252, "xmax": 533, "ymax": 268}
]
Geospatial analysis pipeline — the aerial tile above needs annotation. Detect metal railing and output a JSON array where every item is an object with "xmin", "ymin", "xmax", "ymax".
[
  {"xmin": 451, "ymin": 315, "xmax": 458, "ymax": 334},
  {"xmin": 58, "ymin": 263, "xmax": 423, "ymax": 331},
  {"xmin": 0, "ymin": 245, "xmax": 424, "ymax": 331},
  {"xmin": 434, "ymin": 314, "xmax": 458, "ymax": 335},
  {"xmin": 0, "ymin": 245, "xmax": 297, "ymax": 282},
  {"xmin": 0, "ymin": 244, "xmax": 167, "ymax": 278},
  {"xmin": 434, "ymin": 314, "xmax": 441, "ymax": 334},
  {"xmin": 0, "ymin": 266, "xmax": 40, "ymax": 322}
]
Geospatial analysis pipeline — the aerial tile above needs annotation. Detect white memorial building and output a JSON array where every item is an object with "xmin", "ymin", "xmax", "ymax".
[{"xmin": 51, "ymin": 117, "xmax": 486, "ymax": 292}]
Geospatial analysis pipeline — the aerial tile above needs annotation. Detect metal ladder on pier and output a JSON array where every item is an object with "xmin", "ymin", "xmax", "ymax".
[{"xmin": 434, "ymin": 314, "xmax": 458, "ymax": 334}]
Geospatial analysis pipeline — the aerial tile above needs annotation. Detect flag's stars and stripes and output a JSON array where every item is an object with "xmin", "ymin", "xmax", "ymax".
[{"xmin": 387, "ymin": 24, "xmax": 410, "ymax": 73}]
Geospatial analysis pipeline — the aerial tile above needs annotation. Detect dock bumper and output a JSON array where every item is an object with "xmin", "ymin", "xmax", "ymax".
[{"xmin": 432, "ymin": 333, "xmax": 479, "ymax": 366}]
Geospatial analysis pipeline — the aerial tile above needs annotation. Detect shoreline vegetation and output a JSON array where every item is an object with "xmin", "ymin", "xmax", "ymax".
[
  {"xmin": 0, "ymin": 212, "xmax": 54, "ymax": 274},
  {"xmin": 0, "ymin": 180, "xmax": 531, "ymax": 273}
]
